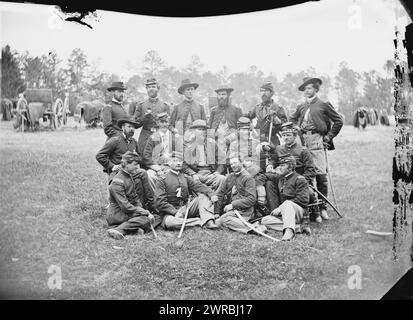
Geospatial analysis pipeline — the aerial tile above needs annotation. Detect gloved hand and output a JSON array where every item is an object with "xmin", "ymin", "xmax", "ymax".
[
  {"xmin": 211, "ymin": 195, "xmax": 219, "ymax": 203},
  {"xmin": 271, "ymin": 207, "xmax": 281, "ymax": 216},
  {"xmin": 224, "ymin": 204, "xmax": 233, "ymax": 212}
]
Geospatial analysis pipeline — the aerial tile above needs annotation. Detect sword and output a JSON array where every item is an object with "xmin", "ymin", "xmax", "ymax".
[
  {"xmin": 234, "ymin": 210, "xmax": 280, "ymax": 242},
  {"xmin": 177, "ymin": 196, "xmax": 192, "ymax": 239},
  {"xmin": 324, "ymin": 149, "xmax": 339, "ymax": 210},
  {"xmin": 309, "ymin": 185, "xmax": 343, "ymax": 218}
]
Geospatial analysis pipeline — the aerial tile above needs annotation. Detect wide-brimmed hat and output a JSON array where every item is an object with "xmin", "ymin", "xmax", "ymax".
[
  {"xmin": 298, "ymin": 77, "xmax": 322, "ymax": 91},
  {"xmin": 190, "ymin": 119, "xmax": 208, "ymax": 130},
  {"xmin": 117, "ymin": 116, "xmax": 139, "ymax": 128},
  {"xmin": 178, "ymin": 79, "xmax": 199, "ymax": 94},
  {"xmin": 215, "ymin": 85, "xmax": 234, "ymax": 94},
  {"xmin": 145, "ymin": 78, "xmax": 159, "ymax": 87},
  {"xmin": 107, "ymin": 81, "xmax": 127, "ymax": 92}
]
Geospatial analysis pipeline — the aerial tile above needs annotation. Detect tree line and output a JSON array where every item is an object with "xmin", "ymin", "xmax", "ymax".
[{"xmin": 1, "ymin": 45, "xmax": 393, "ymax": 124}]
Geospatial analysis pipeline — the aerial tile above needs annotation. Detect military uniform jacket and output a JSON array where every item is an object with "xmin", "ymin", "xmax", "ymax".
[
  {"xmin": 270, "ymin": 142, "xmax": 316, "ymax": 182},
  {"xmin": 96, "ymin": 135, "xmax": 140, "ymax": 174},
  {"xmin": 290, "ymin": 97, "xmax": 343, "ymax": 143},
  {"xmin": 101, "ymin": 100, "xmax": 129, "ymax": 138},
  {"xmin": 170, "ymin": 99, "xmax": 206, "ymax": 132},
  {"xmin": 215, "ymin": 170, "xmax": 257, "ymax": 215},
  {"xmin": 133, "ymin": 98, "xmax": 170, "ymax": 131},
  {"xmin": 275, "ymin": 171, "xmax": 310, "ymax": 209},
  {"xmin": 154, "ymin": 170, "xmax": 214, "ymax": 216},
  {"xmin": 209, "ymin": 104, "xmax": 243, "ymax": 131},
  {"xmin": 107, "ymin": 169, "xmax": 148, "ymax": 226},
  {"xmin": 246, "ymin": 100, "xmax": 287, "ymax": 140},
  {"xmin": 142, "ymin": 130, "xmax": 183, "ymax": 167},
  {"xmin": 184, "ymin": 136, "xmax": 227, "ymax": 175}
]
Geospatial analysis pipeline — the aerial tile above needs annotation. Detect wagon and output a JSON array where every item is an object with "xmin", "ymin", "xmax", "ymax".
[{"xmin": 13, "ymin": 88, "xmax": 69, "ymax": 131}]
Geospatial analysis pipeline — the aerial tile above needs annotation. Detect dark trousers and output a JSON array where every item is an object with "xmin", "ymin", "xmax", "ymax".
[
  {"xmin": 316, "ymin": 174, "xmax": 328, "ymax": 210},
  {"xmin": 137, "ymin": 128, "xmax": 153, "ymax": 156},
  {"xmin": 114, "ymin": 214, "xmax": 162, "ymax": 235},
  {"xmin": 265, "ymin": 173, "xmax": 280, "ymax": 212}
]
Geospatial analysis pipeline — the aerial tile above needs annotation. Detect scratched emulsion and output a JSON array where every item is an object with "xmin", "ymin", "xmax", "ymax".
[
  {"xmin": 55, "ymin": 5, "xmax": 100, "ymax": 29},
  {"xmin": 392, "ymin": 25, "xmax": 413, "ymax": 263}
]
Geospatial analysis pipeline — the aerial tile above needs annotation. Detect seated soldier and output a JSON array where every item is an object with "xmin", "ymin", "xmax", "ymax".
[
  {"xmin": 215, "ymin": 156, "xmax": 267, "ymax": 235},
  {"xmin": 154, "ymin": 151, "xmax": 219, "ymax": 230},
  {"xmin": 106, "ymin": 151, "xmax": 162, "ymax": 240},
  {"xmin": 264, "ymin": 122, "xmax": 321, "ymax": 222},
  {"xmin": 184, "ymin": 119, "xmax": 226, "ymax": 191},
  {"xmin": 227, "ymin": 117, "xmax": 268, "ymax": 208},
  {"xmin": 260, "ymin": 155, "xmax": 310, "ymax": 241},
  {"xmin": 96, "ymin": 116, "xmax": 154, "ymax": 208},
  {"xmin": 142, "ymin": 112, "xmax": 185, "ymax": 191}
]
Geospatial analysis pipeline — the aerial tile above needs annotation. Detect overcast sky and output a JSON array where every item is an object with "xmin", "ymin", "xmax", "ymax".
[{"xmin": 0, "ymin": 0, "xmax": 410, "ymax": 81}]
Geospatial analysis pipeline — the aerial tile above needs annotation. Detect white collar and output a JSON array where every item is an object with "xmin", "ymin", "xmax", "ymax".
[
  {"xmin": 170, "ymin": 169, "xmax": 180, "ymax": 175},
  {"xmin": 112, "ymin": 98, "xmax": 122, "ymax": 105},
  {"xmin": 306, "ymin": 95, "xmax": 317, "ymax": 104}
]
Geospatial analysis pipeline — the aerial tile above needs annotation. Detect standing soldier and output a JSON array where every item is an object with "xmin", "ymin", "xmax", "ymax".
[
  {"xmin": 170, "ymin": 79, "xmax": 206, "ymax": 137},
  {"xmin": 260, "ymin": 155, "xmax": 310, "ymax": 241},
  {"xmin": 154, "ymin": 151, "xmax": 219, "ymax": 230},
  {"xmin": 245, "ymin": 81, "xmax": 288, "ymax": 146},
  {"xmin": 106, "ymin": 151, "xmax": 161, "ymax": 240},
  {"xmin": 208, "ymin": 85, "xmax": 243, "ymax": 151},
  {"xmin": 102, "ymin": 82, "xmax": 129, "ymax": 139},
  {"xmin": 133, "ymin": 78, "xmax": 170, "ymax": 155},
  {"xmin": 215, "ymin": 156, "xmax": 267, "ymax": 235},
  {"xmin": 184, "ymin": 119, "xmax": 227, "ymax": 191},
  {"xmin": 290, "ymin": 77, "xmax": 343, "ymax": 221}
]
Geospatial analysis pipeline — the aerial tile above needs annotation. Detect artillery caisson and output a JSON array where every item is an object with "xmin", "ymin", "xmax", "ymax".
[{"xmin": 12, "ymin": 88, "xmax": 68, "ymax": 131}]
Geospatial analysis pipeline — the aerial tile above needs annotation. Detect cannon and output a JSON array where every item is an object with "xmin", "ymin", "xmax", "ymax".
[{"xmin": 12, "ymin": 88, "xmax": 68, "ymax": 131}]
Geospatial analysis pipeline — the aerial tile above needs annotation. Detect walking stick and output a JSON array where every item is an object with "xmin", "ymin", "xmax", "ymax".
[
  {"xmin": 324, "ymin": 149, "xmax": 339, "ymax": 210},
  {"xmin": 234, "ymin": 210, "xmax": 280, "ymax": 242},
  {"xmin": 177, "ymin": 196, "xmax": 192, "ymax": 239},
  {"xmin": 266, "ymin": 115, "xmax": 274, "ymax": 166}
]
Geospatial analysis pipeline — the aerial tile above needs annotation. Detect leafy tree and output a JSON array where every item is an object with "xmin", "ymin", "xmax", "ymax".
[
  {"xmin": 142, "ymin": 50, "xmax": 166, "ymax": 78},
  {"xmin": 67, "ymin": 48, "xmax": 88, "ymax": 91},
  {"xmin": 1, "ymin": 45, "xmax": 25, "ymax": 98}
]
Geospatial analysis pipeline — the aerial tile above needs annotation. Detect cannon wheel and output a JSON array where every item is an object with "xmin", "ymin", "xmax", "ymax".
[
  {"xmin": 13, "ymin": 97, "xmax": 28, "ymax": 131},
  {"xmin": 52, "ymin": 98, "xmax": 64, "ymax": 129}
]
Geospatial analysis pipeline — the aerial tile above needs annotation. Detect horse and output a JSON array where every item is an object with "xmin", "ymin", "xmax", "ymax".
[{"xmin": 74, "ymin": 100, "xmax": 106, "ymax": 128}]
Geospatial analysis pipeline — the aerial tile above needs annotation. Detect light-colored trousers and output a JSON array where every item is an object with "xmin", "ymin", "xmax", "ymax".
[
  {"xmin": 215, "ymin": 208, "xmax": 254, "ymax": 234},
  {"xmin": 197, "ymin": 170, "xmax": 226, "ymax": 191},
  {"xmin": 302, "ymin": 132, "xmax": 327, "ymax": 175},
  {"xmin": 260, "ymin": 200, "xmax": 304, "ymax": 233},
  {"xmin": 162, "ymin": 194, "xmax": 215, "ymax": 230}
]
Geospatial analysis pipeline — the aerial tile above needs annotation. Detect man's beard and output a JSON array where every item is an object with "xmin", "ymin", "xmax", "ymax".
[
  {"xmin": 218, "ymin": 98, "xmax": 229, "ymax": 107},
  {"xmin": 261, "ymin": 95, "xmax": 271, "ymax": 103},
  {"xmin": 124, "ymin": 131, "xmax": 134, "ymax": 139},
  {"xmin": 148, "ymin": 90, "xmax": 158, "ymax": 98}
]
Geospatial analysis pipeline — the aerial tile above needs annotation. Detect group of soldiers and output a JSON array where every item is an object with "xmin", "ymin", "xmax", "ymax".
[{"xmin": 95, "ymin": 76, "xmax": 343, "ymax": 241}]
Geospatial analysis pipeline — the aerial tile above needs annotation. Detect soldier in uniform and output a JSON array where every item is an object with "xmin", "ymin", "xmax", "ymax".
[
  {"xmin": 208, "ymin": 85, "xmax": 243, "ymax": 154},
  {"xmin": 290, "ymin": 77, "xmax": 343, "ymax": 221},
  {"xmin": 170, "ymin": 79, "xmax": 206, "ymax": 137},
  {"xmin": 245, "ymin": 81, "xmax": 288, "ymax": 146},
  {"xmin": 96, "ymin": 117, "xmax": 153, "ymax": 208},
  {"xmin": 154, "ymin": 151, "xmax": 219, "ymax": 230},
  {"xmin": 260, "ymin": 155, "xmax": 310, "ymax": 241},
  {"xmin": 133, "ymin": 78, "xmax": 171, "ymax": 155},
  {"xmin": 264, "ymin": 122, "xmax": 320, "ymax": 221},
  {"xmin": 215, "ymin": 156, "xmax": 267, "ymax": 235},
  {"xmin": 183, "ymin": 119, "xmax": 226, "ymax": 191},
  {"xmin": 227, "ymin": 117, "xmax": 267, "ymax": 207},
  {"xmin": 106, "ymin": 151, "xmax": 162, "ymax": 240},
  {"xmin": 101, "ymin": 82, "xmax": 129, "ymax": 139},
  {"xmin": 142, "ymin": 112, "xmax": 185, "ymax": 191}
]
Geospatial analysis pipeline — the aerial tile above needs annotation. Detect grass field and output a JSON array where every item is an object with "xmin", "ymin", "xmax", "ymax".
[{"xmin": 0, "ymin": 119, "xmax": 410, "ymax": 300}]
